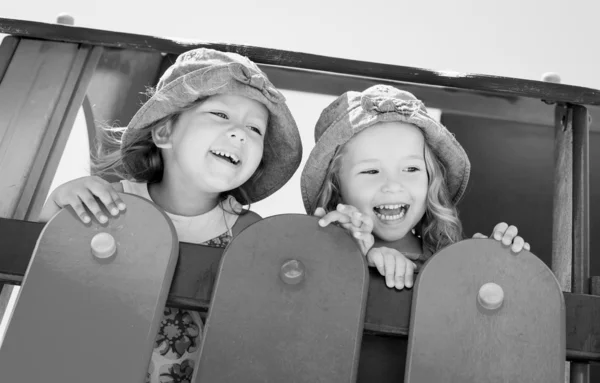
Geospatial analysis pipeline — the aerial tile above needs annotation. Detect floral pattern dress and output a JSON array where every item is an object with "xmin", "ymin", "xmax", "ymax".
[{"xmin": 147, "ymin": 232, "xmax": 232, "ymax": 383}]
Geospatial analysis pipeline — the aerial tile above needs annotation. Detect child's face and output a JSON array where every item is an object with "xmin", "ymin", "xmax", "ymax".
[
  {"xmin": 164, "ymin": 94, "xmax": 268, "ymax": 194},
  {"xmin": 338, "ymin": 122, "xmax": 428, "ymax": 242}
]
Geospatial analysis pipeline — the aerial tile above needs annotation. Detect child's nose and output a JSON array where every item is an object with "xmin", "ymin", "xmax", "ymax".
[
  {"xmin": 227, "ymin": 126, "xmax": 246, "ymax": 143},
  {"xmin": 381, "ymin": 178, "xmax": 404, "ymax": 193}
]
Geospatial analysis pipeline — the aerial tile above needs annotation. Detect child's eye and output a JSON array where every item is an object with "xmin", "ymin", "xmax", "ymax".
[
  {"xmin": 248, "ymin": 126, "xmax": 263, "ymax": 136},
  {"xmin": 405, "ymin": 167, "xmax": 420, "ymax": 172},
  {"xmin": 360, "ymin": 170, "xmax": 379, "ymax": 175},
  {"xmin": 211, "ymin": 112, "xmax": 228, "ymax": 119}
]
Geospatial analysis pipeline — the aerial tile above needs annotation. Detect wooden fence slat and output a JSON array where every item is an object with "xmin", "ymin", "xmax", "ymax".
[{"xmin": 1, "ymin": 217, "xmax": 599, "ymax": 363}]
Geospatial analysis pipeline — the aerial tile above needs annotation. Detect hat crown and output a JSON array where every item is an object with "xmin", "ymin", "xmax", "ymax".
[
  {"xmin": 157, "ymin": 48, "xmax": 268, "ymax": 92},
  {"xmin": 314, "ymin": 85, "xmax": 427, "ymax": 143}
]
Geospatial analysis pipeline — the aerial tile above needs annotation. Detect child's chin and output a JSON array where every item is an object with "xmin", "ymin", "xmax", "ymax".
[{"xmin": 374, "ymin": 229, "xmax": 410, "ymax": 243}]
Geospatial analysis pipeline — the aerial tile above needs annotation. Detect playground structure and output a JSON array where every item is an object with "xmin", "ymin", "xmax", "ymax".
[{"xmin": 0, "ymin": 15, "xmax": 599, "ymax": 382}]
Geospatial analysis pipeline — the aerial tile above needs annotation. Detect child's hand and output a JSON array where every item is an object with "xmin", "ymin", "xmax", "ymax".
[
  {"xmin": 315, "ymin": 204, "xmax": 374, "ymax": 255},
  {"xmin": 472, "ymin": 222, "xmax": 531, "ymax": 253},
  {"xmin": 367, "ymin": 247, "xmax": 416, "ymax": 290},
  {"xmin": 44, "ymin": 176, "xmax": 126, "ymax": 224}
]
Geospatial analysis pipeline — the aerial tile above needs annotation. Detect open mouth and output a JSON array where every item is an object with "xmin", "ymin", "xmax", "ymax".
[
  {"xmin": 373, "ymin": 204, "xmax": 410, "ymax": 221},
  {"xmin": 210, "ymin": 150, "xmax": 240, "ymax": 165}
]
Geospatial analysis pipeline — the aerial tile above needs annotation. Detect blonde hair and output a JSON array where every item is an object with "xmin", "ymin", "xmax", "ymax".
[
  {"xmin": 313, "ymin": 137, "xmax": 464, "ymax": 256},
  {"xmin": 92, "ymin": 87, "xmax": 266, "ymax": 208}
]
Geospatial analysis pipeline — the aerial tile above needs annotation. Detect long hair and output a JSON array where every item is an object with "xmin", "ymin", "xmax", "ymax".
[
  {"xmin": 91, "ymin": 88, "xmax": 266, "ymax": 211},
  {"xmin": 313, "ymin": 138, "xmax": 463, "ymax": 255}
]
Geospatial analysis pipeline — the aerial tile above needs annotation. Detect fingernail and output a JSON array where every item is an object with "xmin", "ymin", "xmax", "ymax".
[
  {"xmin": 82, "ymin": 215, "xmax": 91, "ymax": 223},
  {"xmin": 118, "ymin": 203, "xmax": 126, "ymax": 210},
  {"xmin": 494, "ymin": 233, "xmax": 501, "ymax": 240},
  {"xmin": 353, "ymin": 232, "xmax": 361, "ymax": 238},
  {"xmin": 99, "ymin": 216, "xmax": 108, "ymax": 223},
  {"xmin": 111, "ymin": 208, "xmax": 119, "ymax": 215},
  {"xmin": 318, "ymin": 220, "xmax": 325, "ymax": 226}
]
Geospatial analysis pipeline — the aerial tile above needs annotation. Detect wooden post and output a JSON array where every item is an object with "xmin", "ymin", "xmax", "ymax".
[
  {"xmin": 546, "ymin": 70, "xmax": 572, "ymax": 383},
  {"xmin": 0, "ymin": 13, "xmax": 101, "ymax": 341},
  {"xmin": 570, "ymin": 104, "xmax": 590, "ymax": 383},
  {"xmin": 552, "ymin": 104, "xmax": 573, "ymax": 291}
]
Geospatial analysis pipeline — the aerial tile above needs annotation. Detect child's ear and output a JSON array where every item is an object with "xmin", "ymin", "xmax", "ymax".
[{"xmin": 151, "ymin": 122, "xmax": 173, "ymax": 149}]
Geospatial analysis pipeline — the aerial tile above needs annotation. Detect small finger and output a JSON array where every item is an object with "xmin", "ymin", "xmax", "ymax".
[
  {"xmin": 110, "ymin": 190, "xmax": 126, "ymax": 211},
  {"xmin": 472, "ymin": 233, "xmax": 488, "ymax": 239},
  {"xmin": 70, "ymin": 199, "xmax": 91, "ymax": 224},
  {"xmin": 394, "ymin": 255, "xmax": 406, "ymax": 290},
  {"xmin": 79, "ymin": 193, "xmax": 107, "ymax": 223},
  {"xmin": 501, "ymin": 225, "xmax": 519, "ymax": 246},
  {"xmin": 384, "ymin": 253, "xmax": 396, "ymax": 288},
  {"xmin": 524, "ymin": 242, "xmax": 530, "ymax": 251},
  {"xmin": 492, "ymin": 222, "xmax": 508, "ymax": 240},
  {"xmin": 370, "ymin": 251, "xmax": 385, "ymax": 276},
  {"xmin": 318, "ymin": 211, "xmax": 351, "ymax": 227},
  {"xmin": 89, "ymin": 183, "xmax": 120, "ymax": 216},
  {"xmin": 350, "ymin": 211, "xmax": 363, "ymax": 228},
  {"xmin": 313, "ymin": 207, "xmax": 326, "ymax": 218},
  {"xmin": 511, "ymin": 236, "xmax": 525, "ymax": 253},
  {"xmin": 404, "ymin": 261, "xmax": 416, "ymax": 289}
]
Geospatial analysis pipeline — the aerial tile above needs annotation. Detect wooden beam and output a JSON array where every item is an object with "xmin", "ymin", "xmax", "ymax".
[
  {"xmin": 261, "ymin": 66, "xmax": 600, "ymax": 130},
  {"xmin": 0, "ymin": 17, "xmax": 599, "ymax": 105},
  {"xmin": 1, "ymin": 217, "xmax": 599, "ymax": 362}
]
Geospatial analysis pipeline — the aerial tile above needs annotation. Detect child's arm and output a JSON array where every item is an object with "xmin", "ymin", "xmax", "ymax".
[
  {"xmin": 473, "ymin": 222, "xmax": 531, "ymax": 253},
  {"xmin": 38, "ymin": 176, "xmax": 126, "ymax": 223},
  {"xmin": 314, "ymin": 204, "xmax": 374, "ymax": 256}
]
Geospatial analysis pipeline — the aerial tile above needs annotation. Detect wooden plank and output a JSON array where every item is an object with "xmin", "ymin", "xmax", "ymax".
[
  {"xmin": 572, "ymin": 105, "xmax": 590, "ymax": 296},
  {"xmin": 571, "ymin": 105, "xmax": 591, "ymax": 383},
  {"xmin": 262, "ymin": 65, "xmax": 599, "ymax": 131},
  {"xmin": 0, "ymin": 39, "xmax": 78, "ymax": 219},
  {"xmin": 405, "ymin": 240, "xmax": 564, "ymax": 382},
  {"xmin": 17, "ymin": 45, "xmax": 103, "ymax": 221},
  {"xmin": 0, "ymin": 194, "xmax": 179, "ymax": 383},
  {"xmin": 1, "ymin": 217, "xmax": 599, "ymax": 363},
  {"xmin": 1, "ymin": 18, "xmax": 600, "ymax": 105},
  {"xmin": 553, "ymin": 104, "xmax": 573, "ymax": 291},
  {"xmin": 0, "ymin": 35, "xmax": 19, "ymax": 83}
]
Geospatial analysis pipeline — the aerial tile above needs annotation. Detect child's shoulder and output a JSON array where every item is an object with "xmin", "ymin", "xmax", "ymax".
[{"xmin": 231, "ymin": 210, "xmax": 262, "ymax": 236}]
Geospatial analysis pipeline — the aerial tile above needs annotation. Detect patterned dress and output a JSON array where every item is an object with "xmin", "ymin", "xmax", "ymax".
[{"xmin": 120, "ymin": 181, "xmax": 239, "ymax": 383}]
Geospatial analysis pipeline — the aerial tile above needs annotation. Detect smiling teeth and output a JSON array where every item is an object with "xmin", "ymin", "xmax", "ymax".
[
  {"xmin": 375, "ymin": 204, "xmax": 406, "ymax": 209},
  {"xmin": 211, "ymin": 150, "xmax": 240, "ymax": 164},
  {"xmin": 375, "ymin": 210, "xmax": 406, "ymax": 220}
]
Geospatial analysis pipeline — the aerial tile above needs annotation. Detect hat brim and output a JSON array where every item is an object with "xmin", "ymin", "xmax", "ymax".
[{"xmin": 123, "ymin": 64, "xmax": 302, "ymax": 204}]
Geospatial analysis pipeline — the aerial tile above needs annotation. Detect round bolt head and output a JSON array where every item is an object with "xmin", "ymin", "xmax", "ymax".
[
  {"xmin": 91, "ymin": 232, "xmax": 116, "ymax": 260},
  {"xmin": 280, "ymin": 260, "xmax": 305, "ymax": 285},
  {"xmin": 541, "ymin": 72, "xmax": 561, "ymax": 84},
  {"xmin": 478, "ymin": 282, "xmax": 504, "ymax": 310}
]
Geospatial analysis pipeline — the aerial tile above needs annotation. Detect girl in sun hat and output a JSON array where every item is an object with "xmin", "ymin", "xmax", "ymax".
[
  {"xmin": 301, "ymin": 84, "xmax": 530, "ymax": 291},
  {"xmin": 40, "ymin": 47, "xmax": 302, "ymax": 382}
]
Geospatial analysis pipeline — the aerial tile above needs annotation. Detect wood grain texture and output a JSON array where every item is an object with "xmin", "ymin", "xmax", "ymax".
[
  {"xmin": 0, "ymin": 193, "xmax": 179, "ymax": 382},
  {"xmin": 552, "ymin": 104, "xmax": 573, "ymax": 291},
  {"xmin": 405, "ymin": 239, "xmax": 565, "ymax": 383},
  {"xmin": 194, "ymin": 214, "xmax": 368, "ymax": 383},
  {"xmin": 1, "ymin": 17, "xmax": 600, "ymax": 105}
]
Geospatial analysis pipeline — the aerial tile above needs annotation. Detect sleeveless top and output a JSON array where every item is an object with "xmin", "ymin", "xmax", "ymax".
[{"xmin": 120, "ymin": 180, "xmax": 240, "ymax": 383}]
